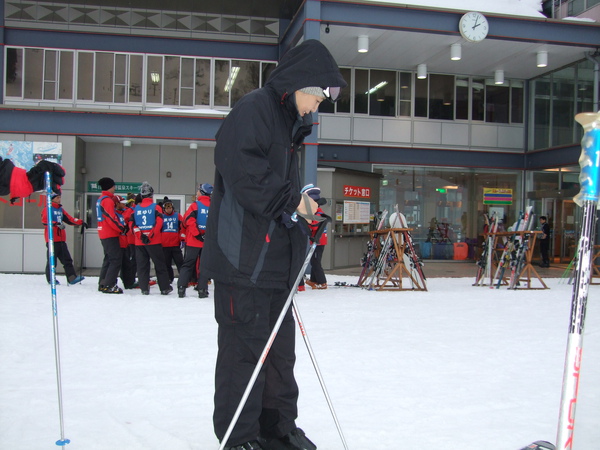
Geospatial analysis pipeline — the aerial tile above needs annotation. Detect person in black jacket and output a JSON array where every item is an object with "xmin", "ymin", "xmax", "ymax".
[
  {"xmin": 539, "ymin": 216, "xmax": 551, "ymax": 267},
  {"xmin": 201, "ymin": 39, "xmax": 346, "ymax": 450}
]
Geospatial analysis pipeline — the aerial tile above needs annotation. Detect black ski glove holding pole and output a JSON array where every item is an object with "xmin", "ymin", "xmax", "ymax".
[{"xmin": 26, "ymin": 161, "xmax": 65, "ymax": 194}]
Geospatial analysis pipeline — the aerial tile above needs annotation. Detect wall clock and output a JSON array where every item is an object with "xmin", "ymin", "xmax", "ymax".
[{"xmin": 459, "ymin": 12, "xmax": 489, "ymax": 43}]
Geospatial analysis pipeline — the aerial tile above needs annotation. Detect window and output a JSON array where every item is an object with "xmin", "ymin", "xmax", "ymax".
[
  {"xmin": 398, "ymin": 72, "xmax": 412, "ymax": 117},
  {"xmin": 485, "ymin": 80, "xmax": 509, "ymax": 124},
  {"xmin": 231, "ymin": 60, "xmax": 260, "ymax": 107},
  {"xmin": 77, "ymin": 52, "xmax": 94, "ymax": 101},
  {"xmin": 147, "ymin": 55, "xmax": 163, "ymax": 104},
  {"xmin": 533, "ymin": 77, "xmax": 551, "ymax": 149},
  {"xmin": 6, "ymin": 48, "xmax": 23, "ymax": 97},
  {"xmin": 195, "ymin": 58, "xmax": 211, "ymax": 106},
  {"xmin": 511, "ymin": 81, "xmax": 524, "ymax": 123},
  {"xmin": 455, "ymin": 77, "xmax": 469, "ymax": 120},
  {"xmin": 354, "ymin": 69, "xmax": 369, "ymax": 114},
  {"xmin": 214, "ymin": 59, "xmax": 230, "ymax": 107},
  {"xmin": 471, "ymin": 78, "xmax": 485, "ymax": 121},
  {"xmin": 95, "ymin": 52, "xmax": 114, "ymax": 102},
  {"xmin": 58, "ymin": 51, "xmax": 74, "ymax": 100},
  {"xmin": 369, "ymin": 70, "xmax": 396, "ymax": 117},
  {"xmin": 429, "ymin": 74, "xmax": 454, "ymax": 120},
  {"xmin": 415, "ymin": 76, "xmax": 427, "ymax": 118},
  {"xmin": 24, "ymin": 48, "xmax": 44, "ymax": 99},
  {"xmin": 129, "ymin": 55, "xmax": 143, "ymax": 103}
]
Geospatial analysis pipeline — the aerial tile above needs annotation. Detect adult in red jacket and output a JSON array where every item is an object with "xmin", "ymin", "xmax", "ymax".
[
  {"xmin": 177, "ymin": 183, "xmax": 211, "ymax": 298},
  {"xmin": 160, "ymin": 197, "xmax": 184, "ymax": 284},
  {"xmin": 96, "ymin": 177, "xmax": 125, "ymax": 294},
  {"xmin": 130, "ymin": 182, "xmax": 172, "ymax": 295},
  {"xmin": 0, "ymin": 156, "xmax": 64, "ymax": 200},
  {"xmin": 41, "ymin": 192, "xmax": 86, "ymax": 285}
]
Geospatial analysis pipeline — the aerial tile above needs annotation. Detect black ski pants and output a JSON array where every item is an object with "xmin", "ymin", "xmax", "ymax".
[
  {"xmin": 99, "ymin": 237, "xmax": 122, "ymax": 288},
  {"xmin": 309, "ymin": 245, "xmax": 326, "ymax": 285},
  {"xmin": 177, "ymin": 246, "xmax": 209, "ymax": 290},
  {"xmin": 120, "ymin": 245, "xmax": 137, "ymax": 288},
  {"xmin": 540, "ymin": 238, "xmax": 550, "ymax": 265},
  {"xmin": 45, "ymin": 241, "xmax": 77, "ymax": 283},
  {"xmin": 213, "ymin": 282, "xmax": 298, "ymax": 446},
  {"xmin": 163, "ymin": 245, "xmax": 184, "ymax": 283},
  {"xmin": 136, "ymin": 244, "xmax": 171, "ymax": 292}
]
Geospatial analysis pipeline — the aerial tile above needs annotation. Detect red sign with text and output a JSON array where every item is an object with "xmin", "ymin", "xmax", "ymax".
[{"xmin": 343, "ymin": 185, "xmax": 371, "ymax": 198}]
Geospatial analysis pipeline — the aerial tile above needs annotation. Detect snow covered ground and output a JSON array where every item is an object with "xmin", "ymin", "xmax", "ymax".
[{"xmin": 1, "ymin": 273, "xmax": 598, "ymax": 450}]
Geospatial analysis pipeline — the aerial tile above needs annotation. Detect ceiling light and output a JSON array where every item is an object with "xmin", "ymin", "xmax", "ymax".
[
  {"xmin": 537, "ymin": 50, "xmax": 548, "ymax": 68},
  {"xmin": 150, "ymin": 72, "xmax": 160, "ymax": 84},
  {"xmin": 417, "ymin": 64, "xmax": 427, "ymax": 79},
  {"xmin": 494, "ymin": 70, "xmax": 504, "ymax": 85},
  {"xmin": 224, "ymin": 66, "xmax": 240, "ymax": 92},
  {"xmin": 450, "ymin": 43, "xmax": 461, "ymax": 61},
  {"xmin": 189, "ymin": 142, "xmax": 198, "ymax": 150},
  {"xmin": 358, "ymin": 35, "xmax": 369, "ymax": 53},
  {"xmin": 123, "ymin": 140, "xmax": 132, "ymax": 147}
]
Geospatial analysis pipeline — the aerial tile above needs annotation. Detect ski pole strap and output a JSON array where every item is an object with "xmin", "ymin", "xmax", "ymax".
[
  {"xmin": 296, "ymin": 192, "xmax": 327, "ymax": 222},
  {"xmin": 574, "ymin": 112, "xmax": 600, "ymax": 206},
  {"xmin": 309, "ymin": 213, "xmax": 331, "ymax": 245}
]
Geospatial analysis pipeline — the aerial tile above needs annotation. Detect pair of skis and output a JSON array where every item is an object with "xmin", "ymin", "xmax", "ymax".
[{"xmin": 474, "ymin": 212, "xmax": 497, "ymax": 286}]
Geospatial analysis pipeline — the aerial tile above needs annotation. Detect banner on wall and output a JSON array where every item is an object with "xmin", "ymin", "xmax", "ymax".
[
  {"xmin": 483, "ymin": 188, "xmax": 512, "ymax": 205},
  {"xmin": 0, "ymin": 141, "xmax": 63, "ymax": 170}
]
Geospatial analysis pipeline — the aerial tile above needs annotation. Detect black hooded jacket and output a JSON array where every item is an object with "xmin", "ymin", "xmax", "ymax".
[{"xmin": 200, "ymin": 39, "xmax": 346, "ymax": 289}]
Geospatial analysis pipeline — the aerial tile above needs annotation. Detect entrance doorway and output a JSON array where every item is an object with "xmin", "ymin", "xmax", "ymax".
[{"xmin": 534, "ymin": 198, "xmax": 579, "ymax": 264}]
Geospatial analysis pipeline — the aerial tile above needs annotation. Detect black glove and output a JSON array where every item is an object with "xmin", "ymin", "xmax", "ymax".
[
  {"xmin": 194, "ymin": 233, "xmax": 205, "ymax": 242},
  {"xmin": 81, "ymin": 222, "xmax": 88, "ymax": 229},
  {"xmin": 141, "ymin": 234, "xmax": 151, "ymax": 244},
  {"xmin": 57, "ymin": 222, "xmax": 66, "ymax": 230},
  {"xmin": 26, "ymin": 160, "xmax": 65, "ymax": 194}
]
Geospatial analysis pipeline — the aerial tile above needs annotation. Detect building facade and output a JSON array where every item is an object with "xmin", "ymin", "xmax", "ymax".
[{"xmin": 1, "ymin": 0, "xmax": 599, "ymax": 272}]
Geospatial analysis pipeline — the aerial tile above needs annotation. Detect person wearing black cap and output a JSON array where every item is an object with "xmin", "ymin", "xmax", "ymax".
[
  {"xmin": 200, "ymin": 39, "xmax": 346, "ymax": 450},
  {"xmin": 96, "ymin": 177, "xmax": 125, "ymax": 294},
  {"xmin": 130, "ymin": 181, "xmax": 172, "ymax": 295},
  {"xmin": 41, "ymin": 191, "xmax": 86, "ymax": 285},
  {"xmin": 177, "ymin": 183, "xmax": 212, "ymax": 298}
]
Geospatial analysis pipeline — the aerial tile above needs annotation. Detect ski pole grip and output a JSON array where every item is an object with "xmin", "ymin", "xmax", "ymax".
[
  {"xmin": 311, "ymin": 213, "xmax": 331, "ymax": 244},
  {"xmin": 574, "ymin": 112, "xmax": 600, "ymax": 206}
]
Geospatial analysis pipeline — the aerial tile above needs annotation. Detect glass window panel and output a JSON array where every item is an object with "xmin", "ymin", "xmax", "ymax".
[
  {"xmin": 0, "ymin": 197, "xmax": 24, "ymax": 228},
  {"xmin": 261, "ymin": 62, "xmax": 276, "ymax": 87},
  {"xmin": 369, "ymin": 69, "xmax": 396, "ymax": 117},
  {"xmin": 231, "ymin": 60, "xmax": 260, "ymax": 107},
  {"xmin": 354, "ymin": 69, "xmax": 368, "ymax": 114},
  {"xmin": 95, "ymin": 52, "xmax": 114, "ymax": 102},
  {"xmin": 44, "ymin": 51, "xmax": 57, "ymax": 101},
  {"xmin": 24, "ymin": 48, "xmax": 43, "ymax": 99},
  {"xmin": 552, "ymin": 68, "xmax": 575, "ymax": 146},
  {"xmin": 533, "ymin": 77, "xmax": 551, "ymax": 149},
  {"xmin": 181, "ymin": 88, "xmax": 194, "ymax": 106},
  {"xmin": 195, "ymin": 58, "xmax": 210, "ymax": 106},
  {"xmin": 414, "ymin": 76, "xmax": 427, "ymax": 118},
  {"xmin": 114, "ymin": 54, "xmax": 127, "ymax": 85},
  {"xmin": 77, "ymin": 52, "xmax": 94, "ymax": 101},
  {"xmin": 398, "ymin": 72, "xmax": 412, "ymax": 117},
  {"xmin": 510, "ymin": 81, "xmax": 524, "ymax": 123},
  {"xmin": 23, "ymin": 194, "xmax": 46, "ymax": 229},
  {"xmin": 129, "ymin": 54, "xmax": 143, "ymax": 102},
  {"xmin": 59, "ymin": 51, "xmax": 73, "ymax": 100},
  {"xmin": 471, "ymin": 78, "xmax": 485, "ymax": 121},
  {"xmin": 164, "ymin": 56, "xmax": 180, "ymax": 106},
  {"xmin": 181, "ymin": 58, "xmax": 194, "ymax": 89},
  {"xmin": 455, "ymin": 77, "xmax": 468, "ymax": 120},
  {"xmin": 429, "ymin": 74, "xmax": 454, "ymax": 120},
  {"xmin": 147, "ymin": 55, "xmax": 163, "ymax": 104},
  {"xmin": 214, "ymin": 59, "xmax": 230, "ymax": 107},
  {"xmin": 5, "ymin": 48, "xmax": 23, "ymax": 97},
  {"xmin": 336, "ymin": 67, "xmax": 352, "ymax": 113},
  {"xmin": 485, "ymin": 81, "xmax": 509, "ymax": 123}
]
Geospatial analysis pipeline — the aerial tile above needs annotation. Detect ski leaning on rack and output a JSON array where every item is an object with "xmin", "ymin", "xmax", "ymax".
[
  {"xmin": 390, "ymin": 205, "xmax": 427, "ymax": 290},
  {"xmin": 474, "ymin": 212, "xmax": 497, "ymax": 286},
  {"xmin": 508, "ymin": 209, "xmax": 536, "ymax": 289},
  {"xmin": 357, "ymin": 210, "xmax": 388, "ymax": 286},
  {"xmin": 492, "ymin": 206, "xmax": 533, "ymax": 289}
]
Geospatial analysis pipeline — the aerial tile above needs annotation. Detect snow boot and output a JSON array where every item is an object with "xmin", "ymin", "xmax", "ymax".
[
  {"xmin": 198, "ymin": 288, "xmax": 209, "ymax": 298},
  {"xmin": 68, "ymin": 275, "xmax": 85, "ymax": 285},
  {"xmin": 263, "ymin": 428, "xmax": 316, "ymax": 450},
  {"xmin": 178, "ymin": 286, "xmax": 186, "ymax": 298},
  {"xmin": 141, "ymin": 290, "xmax": 150, "ymax": 295},
  {"xmin": 224, "ymin": 440, "xmax": 265, "ymax": 450},
  {"xmin": 103, "ymin": 285, "xmax": 123, "ymax": 294},
  {"xmin": 161, "ymin": 286, "xmax": 173, "ymax": 295}
]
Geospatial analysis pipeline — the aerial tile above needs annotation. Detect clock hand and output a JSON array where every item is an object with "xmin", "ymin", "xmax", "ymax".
[{"xmin": 472, "ymin": 17, "xmax": 479, "ymax": 29}]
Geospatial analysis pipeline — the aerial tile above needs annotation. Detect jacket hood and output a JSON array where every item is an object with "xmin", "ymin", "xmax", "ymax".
[{"xmin": 266, "ymin": 39, "xmax": 347, "ymax": 100}]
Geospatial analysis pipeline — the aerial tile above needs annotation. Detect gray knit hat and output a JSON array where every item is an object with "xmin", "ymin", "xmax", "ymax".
[
  {"xmin": 140, "ymin": 181, "xmax": 154, "ymax": 198},
  {"xmin": 299, "ymin": 86, "xmax": 325, "ymax": 98}
]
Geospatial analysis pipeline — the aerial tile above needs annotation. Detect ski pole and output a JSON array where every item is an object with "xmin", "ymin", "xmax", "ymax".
[
  {"xmin": 292, "ymin": 299, "xmax": 349, "ymax": 450},
  {"xmin": 556, "ymin": 111, "xmax": 600, "ymax": 450},
  {"xmin": 218, "ymin": 216, "xmax": 330, "ymax": 450},
  {"xmin": 45, "ymin": 171, "xmax": 70, "ymax": 447}
]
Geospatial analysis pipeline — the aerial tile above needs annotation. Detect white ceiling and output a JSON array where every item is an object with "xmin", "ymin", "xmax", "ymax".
[{"xmin": 319, "ymin": 24, "xmax": 597, "ymax": 80}]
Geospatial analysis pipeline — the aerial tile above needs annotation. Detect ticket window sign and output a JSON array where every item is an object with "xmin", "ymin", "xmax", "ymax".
[
  {"xmin": 343, "ymin": 200, "xmax": 370, "ymax": 224},
  {"xmin": 343, "ymin": 185, "xmax": 371, "ymax": 199}
]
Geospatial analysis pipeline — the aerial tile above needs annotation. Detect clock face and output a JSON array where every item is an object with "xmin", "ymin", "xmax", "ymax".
[{"xmin": 459, "ymin": 12, "xmax": 489, "ymax": 43}]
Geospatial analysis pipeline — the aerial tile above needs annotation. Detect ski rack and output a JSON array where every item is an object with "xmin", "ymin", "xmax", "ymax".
[
  {"xmin": 476, "ymin": 230, "xmax": 548, "ymax": 289},
  {"xmin": 358, "ymin": 227, "xmax": 427, "ymax": 291}
]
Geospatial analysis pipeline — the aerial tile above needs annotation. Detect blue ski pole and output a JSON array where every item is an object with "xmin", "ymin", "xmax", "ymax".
[
  {"xmin": 556, "ymin": 111, "xmax": 600, "ymax": 450},
  {"xmin": 45, "ymin": 171, "xmax": 70, "ymax": 448}
]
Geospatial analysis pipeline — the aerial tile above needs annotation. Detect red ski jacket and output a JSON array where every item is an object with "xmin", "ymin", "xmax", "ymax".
[
  {"xmin": 97, "ymin": 191, "xmax": 124, "ymax": 239},
  {"xmin": 182, "ymin": 195, "xmax": 210, "ymax": 249},
  {"xmin": 41, "ymin": 202, "xmax": 83, "ymax": 243}
]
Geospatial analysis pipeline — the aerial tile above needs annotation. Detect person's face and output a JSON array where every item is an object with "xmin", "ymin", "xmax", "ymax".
[
  {"xmin": 164, "ymin": 204, "xmax": 173, "ymax": 214},
  {"xmin": 52, "ymin": 195, "xmax": 61, "ymax": 204},
  {"xmin": 295, "ymin": 91, "xmax": 324, "ymax": 117}
]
